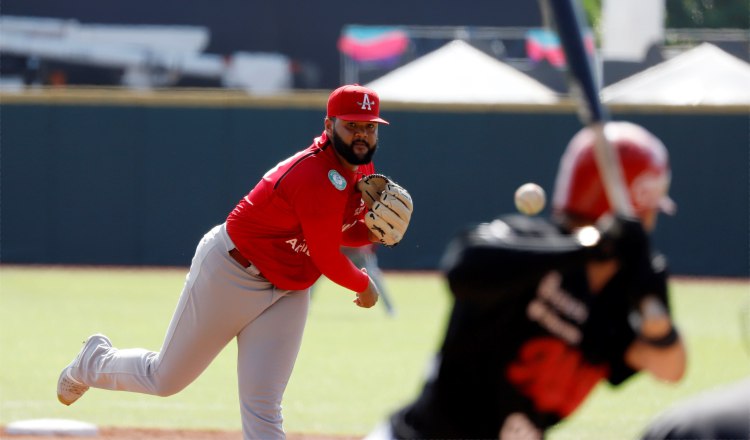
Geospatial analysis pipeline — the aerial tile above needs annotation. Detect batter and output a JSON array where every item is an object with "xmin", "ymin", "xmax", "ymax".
[{"xmin": 366, "ymin": 121, "xmax": 686, "ymax": 439}]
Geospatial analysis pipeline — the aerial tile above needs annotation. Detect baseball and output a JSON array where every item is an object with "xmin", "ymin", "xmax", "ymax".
[{"xmin": 514, "ymin": 183, "xmax": 546, "ymax": 215}]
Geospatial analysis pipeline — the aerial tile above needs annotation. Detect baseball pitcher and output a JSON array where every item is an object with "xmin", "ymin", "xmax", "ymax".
[{"xmin": 57, "ymin": 84, "xmax": 413, "ymax": 440}]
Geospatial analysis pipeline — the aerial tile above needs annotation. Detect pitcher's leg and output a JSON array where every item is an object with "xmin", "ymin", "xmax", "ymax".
[
  {"xmin": 237, "ymin": 289, "xmax": 310, "ymax": 440},
  {"xmin": 68, "ymin": 224, "xmax": 275, "ymax": 397},
  {"xmin": 71, "ymin": 278, "xmax": 238, "ymax": 395}
]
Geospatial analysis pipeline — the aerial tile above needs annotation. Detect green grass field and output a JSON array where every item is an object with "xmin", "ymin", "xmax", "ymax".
[{"xmin": 1, "ymin": 266, "xmax": 748, "ymax": 439}]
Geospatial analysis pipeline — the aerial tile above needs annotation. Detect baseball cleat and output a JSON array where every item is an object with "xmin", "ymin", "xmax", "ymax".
[
  {"xmin": 57, "ymin": 333, "xmax": 110, "ymax": 406},
  {"xmin": 57, "ymin": 367, "xmax": 89, "ymax": 406}
]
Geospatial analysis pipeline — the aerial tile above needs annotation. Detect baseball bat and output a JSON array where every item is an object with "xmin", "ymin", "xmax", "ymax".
[{"xmin": 546, "ymin": 0, "xmax": 635, "ymax": 217}]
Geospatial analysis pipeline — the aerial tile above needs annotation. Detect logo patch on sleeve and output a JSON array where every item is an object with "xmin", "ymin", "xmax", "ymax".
[{"xmin": 328, "ymin": 170, "xmax": 347, "ymax": 191}]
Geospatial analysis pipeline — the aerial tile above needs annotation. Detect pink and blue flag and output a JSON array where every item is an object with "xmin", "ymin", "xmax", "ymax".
[
  {"xmin": 526, "ymin": 28, "xmax": 594, "ymax": 68},
  {"xmin": 338, "ymin": 25, "xmax": 410, "ymax": 65}
]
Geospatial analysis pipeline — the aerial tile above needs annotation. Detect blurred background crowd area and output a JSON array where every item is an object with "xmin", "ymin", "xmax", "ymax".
[
  {"xmin": 1, "ymin": 0, "xmax": 748, "ymax": 102},
  {"xmin": 2, "ymin": 1, "xmax": 748, "ymax": 277}
]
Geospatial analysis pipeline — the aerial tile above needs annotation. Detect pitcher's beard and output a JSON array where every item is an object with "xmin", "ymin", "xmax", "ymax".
[{"xmin": 332, "ymin": 129, "xmax": 377, "ymax": 165}]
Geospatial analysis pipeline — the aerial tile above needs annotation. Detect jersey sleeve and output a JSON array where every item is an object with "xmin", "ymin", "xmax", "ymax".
[
  {"xmin": 441, "ymin": 214, "xmax": 594, "ymax": 302},
  {"xmin": 341, "ymin": 220, "xmax": 372, "ymax": 247},
  {"xmin": 607, "ymin": 251, "xmax": 672, "ymax": 385},
  {"xmin": 291, "ymin": 174, "xmax": 369, "ymax": 293}
]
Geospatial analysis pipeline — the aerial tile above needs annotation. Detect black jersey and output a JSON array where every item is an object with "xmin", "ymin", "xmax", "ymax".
[{"xmin": 392, "ymin": 214, "xmax": 669, "ymax": 439}]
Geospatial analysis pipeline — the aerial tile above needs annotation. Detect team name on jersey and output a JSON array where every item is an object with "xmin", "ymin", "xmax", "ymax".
[
  {"xmin": 285, "ymin": 238, "xmax": 310, "ymax": 256},
  {"xmin": 354, "ymin": 203, "xmax": 365, "ymax": 217},
  {"xmin": 527, "ymin": 271, "xmax": 589, "ymax": 345},
  {"xmin": 341, "ymin": 219, "xmax": 359, "ymax": 232}
]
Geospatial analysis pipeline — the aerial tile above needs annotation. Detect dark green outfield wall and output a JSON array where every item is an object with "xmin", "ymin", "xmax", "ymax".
[{"xmin": 2, "ymin": 95, "xmax": 747, "ymax": 277}]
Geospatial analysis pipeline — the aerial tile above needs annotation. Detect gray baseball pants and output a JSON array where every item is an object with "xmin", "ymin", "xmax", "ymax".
[{"xmin": 73, "ymin": 223, "xmax": 310, "ymax": 440}]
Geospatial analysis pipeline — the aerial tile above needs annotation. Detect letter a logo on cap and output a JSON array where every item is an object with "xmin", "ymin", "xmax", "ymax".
[
  {"xmin": 327, "ymin": 84, "xmax": 388, "ymax": 124},
  {"xmin": 358, "ymin": 94, "xmax": 373, "ymax": 110}
]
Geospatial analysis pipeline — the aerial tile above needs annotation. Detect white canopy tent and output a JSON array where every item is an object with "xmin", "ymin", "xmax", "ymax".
[
  {"xmin": 366, "ymin": 39, "xmax": 559, "ymax": 104},
  {"xmin": 601, "ymin": 43, "xmax": 750, "ymax": 105}
]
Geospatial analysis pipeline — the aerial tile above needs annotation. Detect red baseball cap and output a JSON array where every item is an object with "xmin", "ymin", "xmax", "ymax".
[{"xmin": 326, "ymin": 84, "xmax": 389, "ymax": 125}]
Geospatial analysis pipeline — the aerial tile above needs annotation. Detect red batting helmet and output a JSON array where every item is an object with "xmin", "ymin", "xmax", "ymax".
[{"xmin": 552, "ymin": 121, "xmax": 675, "ymax": 222}]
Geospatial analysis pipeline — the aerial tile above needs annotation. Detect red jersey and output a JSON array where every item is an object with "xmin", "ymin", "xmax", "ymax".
[{"xmin": 226, "ymin": 132, "xmax": 374, "ymax": 292}]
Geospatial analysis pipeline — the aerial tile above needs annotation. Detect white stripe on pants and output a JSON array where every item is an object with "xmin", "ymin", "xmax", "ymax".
[{"xmin": 73, "ymin": 223, "xmax": 310, "ymax": 440}]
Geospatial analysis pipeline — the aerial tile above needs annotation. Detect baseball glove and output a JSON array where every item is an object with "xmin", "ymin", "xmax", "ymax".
[{"xmin": 357, "ymin": 174, "xmax": 414, "ymax": 246}]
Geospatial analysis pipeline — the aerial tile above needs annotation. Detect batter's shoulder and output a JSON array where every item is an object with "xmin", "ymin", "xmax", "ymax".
[
  {"xmin": 497, "ymin": 214, "xmax": 561, "ymax": 236},
  {"xmin": 459, "ymin": 214, "xmax": 561, "ymax": 248}
]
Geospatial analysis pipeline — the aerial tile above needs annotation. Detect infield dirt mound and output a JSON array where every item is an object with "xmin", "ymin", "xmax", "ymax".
[{"xmin": 1, "ymin": 427, "xmax": 360, "ymax": 440}]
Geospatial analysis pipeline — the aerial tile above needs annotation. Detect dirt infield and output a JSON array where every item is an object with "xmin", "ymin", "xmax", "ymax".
[{"xmin": 1, "ymin": 427, "xmax": 360, "ymax": 440}]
